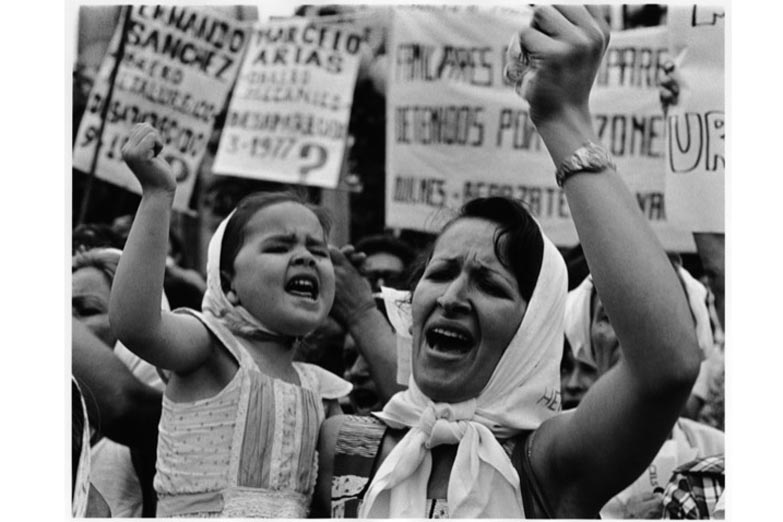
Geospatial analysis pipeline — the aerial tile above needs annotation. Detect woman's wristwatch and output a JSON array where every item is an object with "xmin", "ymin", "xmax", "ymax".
[{"xmin": 555, "ymin": 142, "xmax": 616, "ymax": 187}]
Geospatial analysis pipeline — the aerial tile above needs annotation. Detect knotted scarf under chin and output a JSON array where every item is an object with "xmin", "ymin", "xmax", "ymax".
[{"xmin": 362, "ymin": 400, "xmax": 525, "ymax": 518}]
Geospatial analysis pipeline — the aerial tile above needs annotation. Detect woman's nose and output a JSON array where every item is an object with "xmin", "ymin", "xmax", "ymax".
[
  {"xmin": 565, "ymin": 369, "xmax": 583, "ymax": 391},
  {"xmin": 436, "ymin": 276, "xmax": 471, "ymax": 314}
]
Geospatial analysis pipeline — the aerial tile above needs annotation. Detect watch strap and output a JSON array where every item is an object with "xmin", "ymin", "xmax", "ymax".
[{"xmin": 555, "ymin": 142, "xmax": 616, "ymax": 187}]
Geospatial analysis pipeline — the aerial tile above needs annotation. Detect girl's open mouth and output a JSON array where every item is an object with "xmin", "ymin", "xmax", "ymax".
[{"xmin": 285, "ymin": 275, "xmax": 319, "ymax": 300}]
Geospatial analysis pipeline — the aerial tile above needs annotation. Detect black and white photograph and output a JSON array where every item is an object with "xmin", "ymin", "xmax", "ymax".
[{"xmin": 15, "ymin": 0, "xmax": 761, "ymax": 518}]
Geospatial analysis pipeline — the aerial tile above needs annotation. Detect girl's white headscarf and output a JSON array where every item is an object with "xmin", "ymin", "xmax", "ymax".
[
  {"xmin": 359, "ymin": 230, "xmax": 567, "ymax": 518},
  {"xmin": 201, "ymin": 211, "xmax": 290, "ymax": 340}
]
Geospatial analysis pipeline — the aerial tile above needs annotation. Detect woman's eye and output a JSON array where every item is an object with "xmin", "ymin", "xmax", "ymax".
[
  {"xmin": 477, "ymin": 276, "xmax": 507, "ymax": 297},
  {"xmin": 423, "ymin": 268, "xmax": 449, "ymax": 281},
  {"xmin": 75, "ymin": 306, "xmax": 101, "ymax": 317}
]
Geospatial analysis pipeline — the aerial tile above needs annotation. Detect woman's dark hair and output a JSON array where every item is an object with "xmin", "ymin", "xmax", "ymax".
[
  {"xmin": 219, "ymin": 191, "xmax": 331, "ymax": 292},
  {"xmin": 72, "ymin": 223, "xmax": 124, "ymax": 254},
  {"xmin": 408, "ymin": 197, "xmax": 544, "ymax": 302}
]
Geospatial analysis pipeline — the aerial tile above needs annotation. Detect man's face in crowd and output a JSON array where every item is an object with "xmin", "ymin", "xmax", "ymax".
[{"xmin": 363, "ymin": 252, "xmax": 406, "ymax": 292}]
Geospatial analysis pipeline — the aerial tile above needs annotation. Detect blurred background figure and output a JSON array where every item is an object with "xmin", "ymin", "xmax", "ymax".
[
  {"xmin": 73, "ymin": 223, "xmax": 125, "ymax": 254},
  {"xmin": 562, "ymin": 271, "xmax": 724, "ymax": 519},
  {"xmin": 72, "ymin": 247, "xmax": 165, "ymax": 516},
  {"xmin": 112, "ymin": 215, "xmax": 207, "ymax": 310},
  {"xmin": 72, "ymin": 376, "xmax": 111, "ymax": 517},
  {"xmin": 658, "ymin": 61, "xmax": 726, "ymax": 433},
  {"xmin": 559, "ymin": 339, "xmax": 596, "ymax": 411},
  {"xmin": 662, "ymin": 455, "xmax": 725, "ymax": 519},
  {"xmin": 299, "ymin": 233, "xmax": 418, "ymax": 414},
  {"xmin": 342, "ymin": 234, "xmax": 416, "ymax": 415},
  {"xmin": 352, "ymin": 234, "xmax": 416, "ymax": 293}
]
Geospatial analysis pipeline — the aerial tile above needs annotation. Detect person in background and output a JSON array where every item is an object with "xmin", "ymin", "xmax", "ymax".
[
  {"xmin": 73, "ymin": 247, "xmax": 164, "ymax": 516},
  {"xmin": 564, "ymin": 275, "xmax": 723, "ymax": 518},
  {"xmin": 660, "ymin": 61, "xmax": 725, "ymax": 431},
  {"xmin": 72, "ymin": 375, "xmax": 111, "ymax": 518},
  {"xmin": 113, "ymin": 214, "xmax": 207, "ymax": 310},
  {"xmin": 562, "ymin": 255, "xmax": 720, "ymax": 423},
  {"xmin": 559, "ymin": 338, "xmax": 595, "ymax": 410},
  {"xmin": 73, "ymin": 223, "xmax": 125, "ymax": 254},
  {"xmin": 352, "ymin": 234, "xmax": 416, "ymax": 293},
  {"xmin": 337, "ymin": 234, "xmax": 417, "ymax": 414},
  {"xmin": 662, "ymin": 455, "xmax": 725, "ymax": 519},
  {"xmin": 298, "ymin": 233, "xmax": 416, "ymax": 415}
]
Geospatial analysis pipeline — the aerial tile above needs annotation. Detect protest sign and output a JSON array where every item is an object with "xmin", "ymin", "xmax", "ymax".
[
  {"xmin": 592, "ymin": 26, "xmax": 695, "ymax": 251},
  {"xmin": 213, "ymin": 17, "xmax": 363, "ymax": 188},
  {"xmin": 385, "ymin": 8, "xmax": 695, "ymax": 251},
  {"xmin": 664, "ymin": 5, "xmax": 725, "ymax": 233},
  {"xmin": 73, "ymin": 6, "xmax": 248, "ymax": 211}
]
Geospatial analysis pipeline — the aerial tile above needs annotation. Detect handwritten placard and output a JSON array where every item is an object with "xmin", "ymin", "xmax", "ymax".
[
  {"xmin": 664, "ymin": 5, "xmax": 725, "ymax": 233},
  {"xmin": 73, "ymin": 6, "xmax": 247, "ymax": 211},
  {"xmin": 213, "ymin": 17, "xmax": 363, "ymax": 188}
]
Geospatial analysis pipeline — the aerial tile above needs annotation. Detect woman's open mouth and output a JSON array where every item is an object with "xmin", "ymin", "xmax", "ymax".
[
  {"xmin": 425, "ymin": 324, "xmax": 475, "ymax": 356},
  {"xmin": 285, "ymin": 275, "xmax": 319, "ymax": 300}
]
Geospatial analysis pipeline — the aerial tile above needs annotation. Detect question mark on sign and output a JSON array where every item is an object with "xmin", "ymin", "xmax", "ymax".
[{"xmin": 298, "ymin": 143, "xmax": 328, "ymax": 176}]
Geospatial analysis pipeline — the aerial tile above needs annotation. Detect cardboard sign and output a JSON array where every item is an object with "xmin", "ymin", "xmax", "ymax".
[
  {"xmin": 213, "ymin": 17, "xmax": 363, "ymax": 188},
  {"xmin": 664, "ymin": 5, "xmax": 726, "ymax": 233},
  {"xmin": 591, "ymin": 26, "xmax": 695, "ymax": 251},
  {"xmin": 385, "ymin": 8, "xmax": 696, "ymax": 251},
  {"xmin": 73, "ymin": 6, "xmax": 248, "ymax": 211}
]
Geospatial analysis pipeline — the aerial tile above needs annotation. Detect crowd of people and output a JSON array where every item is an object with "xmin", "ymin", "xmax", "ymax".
[{"xmin": 71, "ymin": 5, "xmax": 725, "ymax": 519}]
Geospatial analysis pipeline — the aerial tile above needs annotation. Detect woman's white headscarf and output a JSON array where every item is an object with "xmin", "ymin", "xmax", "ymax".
[
  {"xmin": 359, "ymin": 229, "xmax": 567, "ymax": 518},
  {"xmin": 201, "ymin": 211, "xmax": 292, "ymax": 341}
]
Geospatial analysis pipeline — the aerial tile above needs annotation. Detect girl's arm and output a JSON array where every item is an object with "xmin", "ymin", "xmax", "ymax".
[
  {"xmin": 514, "ymin": 6, "xmax": 701, "ymax": 515},
  {"xmin": 109, "ymin": 123, "xmax": 212, "ymax": 373}
]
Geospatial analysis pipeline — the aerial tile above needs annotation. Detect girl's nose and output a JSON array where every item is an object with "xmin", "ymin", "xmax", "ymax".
[{"xmin": 292, "ymin": 249, "xmax": 316, "ymax": 268}]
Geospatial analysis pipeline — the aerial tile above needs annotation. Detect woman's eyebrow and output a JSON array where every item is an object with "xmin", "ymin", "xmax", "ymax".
[{"xmin": 474, "ymin": 265, "xmax": 515, "ymax": 286}]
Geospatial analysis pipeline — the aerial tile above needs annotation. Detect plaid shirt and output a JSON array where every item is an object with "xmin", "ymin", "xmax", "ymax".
[{"xmin": 662, "ymin": 455, "xmax": 725, "ymax": 519}]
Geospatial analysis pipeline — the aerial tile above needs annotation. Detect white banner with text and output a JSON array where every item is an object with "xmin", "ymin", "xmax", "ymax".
[{"xmin": 385, "ymin": 8, "xmax": 696, "ymax": 251}]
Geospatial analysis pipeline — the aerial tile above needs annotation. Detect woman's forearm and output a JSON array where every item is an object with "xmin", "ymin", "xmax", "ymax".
[{"xmin": 543, "ymin": 114, "xmax": 700, "ymax": 391}]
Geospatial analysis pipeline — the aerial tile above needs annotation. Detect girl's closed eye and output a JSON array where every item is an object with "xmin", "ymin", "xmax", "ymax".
[{"xmin": 263, "ymin": 242, "xmax": 291, "ymax": 254}]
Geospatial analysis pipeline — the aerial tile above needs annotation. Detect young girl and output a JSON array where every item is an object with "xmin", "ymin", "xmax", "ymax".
[{"xmin": 109, "ymin": 123, "xmax": 351, "ymax": 517}]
